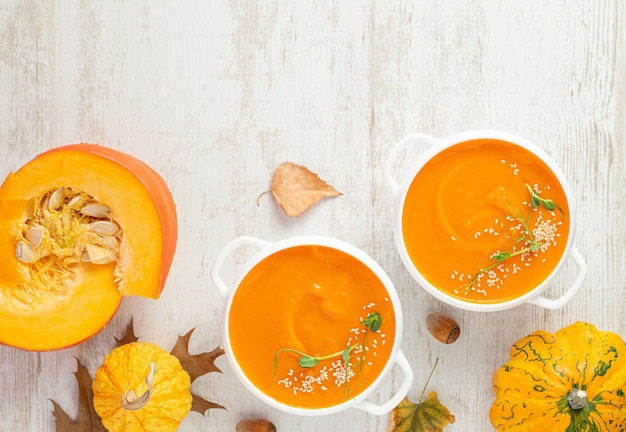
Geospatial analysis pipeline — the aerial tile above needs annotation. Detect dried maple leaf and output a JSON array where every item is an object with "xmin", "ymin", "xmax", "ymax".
[
  {"xmin": 51, "ymin": 359, "xmax": 106, "ymax": 432},
  {"xmin": 388, "ymin": 393, "xmax": 455, "ymax": 432},
  {"xmin": 52, "ymin": 320, "xmax": 225, "ymax": 431},
  {"xmin": 388, "ymin": 358, "xmax": 455, "ymax": 432},
  {"xmin": 257, "ymin": 162, "xmax": 342, "ymax": 217},
  {"xmin": 170, "ymin": 327, "xmax": 226, "ymax": 413},
  {"xmin": 114, "ymin": 316, "xmax": 138, "ymax": 346}
]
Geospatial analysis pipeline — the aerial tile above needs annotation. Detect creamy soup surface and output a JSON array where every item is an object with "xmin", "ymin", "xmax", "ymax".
[
  {"xmin": 228, "ymin": 245, "xmax": 396, "ymax": 409},
  {"xmin": 402, "ymin": 139, "xmax": 570, "ymax": 303}
]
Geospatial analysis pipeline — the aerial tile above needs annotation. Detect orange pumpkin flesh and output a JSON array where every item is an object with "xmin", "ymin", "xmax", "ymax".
[{"xmin": 0, "ymin": 144, "xmax": 177, "ymax": 351}]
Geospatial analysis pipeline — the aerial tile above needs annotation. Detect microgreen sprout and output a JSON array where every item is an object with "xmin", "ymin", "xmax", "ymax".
[
  {"xmin": 272, "ymin": 343, "xmax": 359, "ymax": 378},
  {"xmin": 462, "ymin": 182, "xmax": 564, "ymax": 294},
  {"xmin": 525, "ymin": 182, "xmax": 564, "ymax": 216},
  {"xmin": 358, "ymin": 312, "xmax": 381, "ymax": 371},
  {"xmin": 272, "ymin": 310, "xmax": 382, "ymax": 394}
]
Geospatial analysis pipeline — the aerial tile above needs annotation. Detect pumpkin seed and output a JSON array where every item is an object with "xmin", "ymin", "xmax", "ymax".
[
  {"xmin": 80, "ymin": 250, "xmax": 90, "ymax": 262},
  {"xmin": 25, "ymin": 226, "xmax": 44, "ymax": 248},
  {"xmin": 48, "ymin": 187, "xmax": 65, "ymax": 210},
  {"xmin": 97, "ymin": 235, "xmax": 120, "ymax": 249},
  {"xmin": 89, "ymin": 220, "xmax": 120, "ymax": 235},
  {"xmin": 16, "ymin": 241, "xmax": 37, "ymax": 263},
  {"xmin": 81, "ymin": 203, "xmax": 111, "ymax": 218},
  {"xmin": 67, "ymin": 194, "xmax": 84, "ymax": 210}
]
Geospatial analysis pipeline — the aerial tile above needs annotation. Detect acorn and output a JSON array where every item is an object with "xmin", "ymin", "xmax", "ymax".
[
  {"xmin": 236, "ymin": 418, "xmax": 277, "ymax": 432},
  {"xmin": 426, "ymin": 312, "xmax": 461, "ymax": 344}
]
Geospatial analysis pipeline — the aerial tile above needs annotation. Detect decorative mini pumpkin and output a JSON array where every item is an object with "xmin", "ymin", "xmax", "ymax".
[
  {"xmin": 0, "ymin": 144, "xmax": 177, "ymax": 351},
  {"xmin": 490, "ymin": 321, "xmax": 626, "ymax": 431},
  {"xmin": 92, "ymin": 341, "xmax": 192, "ymax": 432}
]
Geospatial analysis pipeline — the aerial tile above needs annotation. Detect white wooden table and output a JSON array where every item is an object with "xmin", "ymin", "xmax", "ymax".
[{"xmin": 1, "ymin": 1, "xmax": 624, "ymax": 430}]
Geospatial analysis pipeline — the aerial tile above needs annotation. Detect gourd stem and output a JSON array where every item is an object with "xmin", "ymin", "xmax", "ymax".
[
  {"xmin": 121, "ymin": 362, "xmax": 157, "ymax": 410},
  {"xmin": 567, "ymin": 388, "xmax": 587, "ymax": 410}
]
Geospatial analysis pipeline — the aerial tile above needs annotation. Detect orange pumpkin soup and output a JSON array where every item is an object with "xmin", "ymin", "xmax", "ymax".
[
  {"xmin": 228, "ymin": 245, "xmax": 396, "ymax": 409},
  {"xmin": 402, "ymin": 139, "xmax": 570, "ymax": 303}
]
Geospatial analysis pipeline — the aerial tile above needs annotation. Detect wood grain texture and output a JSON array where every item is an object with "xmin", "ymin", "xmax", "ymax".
[{"xmin": 0, "ymin": 1, "xmax": 624, "ymax": 430}]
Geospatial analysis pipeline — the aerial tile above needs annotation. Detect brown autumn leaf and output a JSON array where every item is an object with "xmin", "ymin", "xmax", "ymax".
[
  {"xmin": 388, "ymin": 392, "xmax": 455, "ymax": 432},
  {"xmin": 50, "ymin": 359, "xmax": 106, "ymax": 432},
  {"xmin": 52, "ymin": 320, "xmax": 225, "ymax": 431},
  {"xmin": 114, "ymin": 316, "xmax": 138, "ymax": 346},
  {"xmin": 169, "ymin": 327, "xmax": 226, "ymax": 413},
  {"xmin": 257, "ymin": 162, "xmax": 342, "ymax": 217}
]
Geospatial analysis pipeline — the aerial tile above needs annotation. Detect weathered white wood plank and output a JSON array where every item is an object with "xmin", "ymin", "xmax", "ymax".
[{"xmin": 0, "ymin": 1, "xmax": 624, "ymax": 430}]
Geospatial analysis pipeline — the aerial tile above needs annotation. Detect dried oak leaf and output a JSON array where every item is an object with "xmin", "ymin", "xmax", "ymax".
[
  {"xmin": 51, "ymin": 320, "xmax": 226, "ymax": 431},
  {"xmin": 51, "ymin": 359, "xmax": 106, "ymax": 432},
  {"xmin": 388, "ymin": 392, "xmax": 455, "ymax": 432},
  {"xmin": 257, "ymin": 162, "xmax": 342, "ymax": 217},
  {"xmin": 170, "ymin": 327, "xmax": 226, "ymax": 413},
  {"xmin": 114, "ymin": 316, "xmax": 138, "ymax": 346}
]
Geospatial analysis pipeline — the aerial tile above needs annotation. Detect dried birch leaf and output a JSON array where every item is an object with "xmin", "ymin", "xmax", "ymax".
[
  {"xmin": 258, "ymin": 162, "xmax": 342, "ymax": 217},
  {"xmin": 51, "ymin": 359, "xmax": 106, "ymax": 432},
  {"xmin": 388, "ymin": 393, "xmax": 455, "ymax": 432}
]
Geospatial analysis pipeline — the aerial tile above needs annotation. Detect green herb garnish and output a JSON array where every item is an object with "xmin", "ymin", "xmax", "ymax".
[
  {"xmin": 272, "ymin": 311, "xmax": 382, "ymax": 386},
  {"xmin": 463, "ymin": 182, "xmax": 564, "ymax": 294},
  {"xmin": 358, "ymin": 312, "xmax": 381, "ymax": 371},
  {"xmin": 272, "ymin": 343, "xmax": 358, "ymax": 376},
  {"xmin": 525, "ymin": 182, "xmax": 563, "ymax": 216}
]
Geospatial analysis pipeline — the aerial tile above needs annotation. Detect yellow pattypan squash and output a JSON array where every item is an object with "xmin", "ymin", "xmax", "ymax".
[
  {"xmin": 490, "ymin": 321, "xmax": 626, "ymax": 431},
  {"xmin": 92, "ymin": 341, "xmax": 192, "ymax": 432}
]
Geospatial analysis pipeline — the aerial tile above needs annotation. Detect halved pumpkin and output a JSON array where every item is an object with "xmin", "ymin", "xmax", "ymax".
[{"xmin": 0, "ymin": 144, "xmax": 177, "ymax": 351}]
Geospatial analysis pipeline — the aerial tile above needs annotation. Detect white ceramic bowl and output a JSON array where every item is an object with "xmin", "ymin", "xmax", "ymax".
[
  {"xmin": 383, "ymin": 130, "xmax": 587, "ymax": 312},
  {"xmin": 211, "ymin": 235, "xmax": 413, "ymax": 416}
]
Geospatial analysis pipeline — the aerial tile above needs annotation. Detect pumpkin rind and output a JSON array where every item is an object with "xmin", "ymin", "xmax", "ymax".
[
  {"xmin": 0, "ymin": 144, "xmax": 177, "ymax": 351},
  {"xmin": 92, "ymin": 342, "xmax": 192, "ymax": 432},
  {"xmin": 490, "ymin": 322, "xmax": 626, "ymax": 431}
]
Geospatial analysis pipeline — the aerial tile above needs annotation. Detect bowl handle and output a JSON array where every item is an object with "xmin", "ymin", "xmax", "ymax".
[
  {"xmin": 210, "ymin": 236, "xmax": 272, "ymax": 299},
  {"xmin": 527, "ymin": 246, "xmax": 587, "ymax": 309},
  {"xmin": 382, "ymin": 133, "xmax": 444, "ymax": 195},
  {"xmin": 353, "ymin": 349, "xmax": 414, "ymax": 416}
]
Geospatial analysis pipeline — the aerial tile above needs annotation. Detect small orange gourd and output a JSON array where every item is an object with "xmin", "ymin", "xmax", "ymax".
[
  {"xmin": 490, "ymin": 322, "xmax": 626, "ymax": 431},
  {"xmin": 92, "ymin": 342, "xmax": 192, "ymax": 432},
  {"xmin": 0, "ymin": 144, "xmax": 177, "ymax": 351}
]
